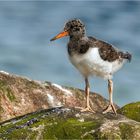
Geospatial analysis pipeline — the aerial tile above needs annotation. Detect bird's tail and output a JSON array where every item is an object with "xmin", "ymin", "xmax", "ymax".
[{"xmin": 119, "ymin": 51, "xmax": 132, "ymax": 62}]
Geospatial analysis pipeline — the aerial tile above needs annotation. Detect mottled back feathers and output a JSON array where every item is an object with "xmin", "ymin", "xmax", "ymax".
[{"xmin": 68, "ymin": 36, "xmax": 131, "ymax": 62}]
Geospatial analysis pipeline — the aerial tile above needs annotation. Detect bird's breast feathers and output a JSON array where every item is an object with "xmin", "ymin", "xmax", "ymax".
[{"xmin": 69, "ymin": 47, "xmax": 125, "ymax": 79}]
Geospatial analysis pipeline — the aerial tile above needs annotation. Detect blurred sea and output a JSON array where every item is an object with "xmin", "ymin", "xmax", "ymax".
[{"xmin": 0, "ymin": 1, "xmax": 140, "ymax": 106}]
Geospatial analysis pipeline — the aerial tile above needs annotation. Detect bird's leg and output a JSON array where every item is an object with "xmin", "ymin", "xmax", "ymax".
[
  {"xmin": 81, "ymin": 77, "xmax": 95, "ymax": 113},
  {"xmin": 103, "ymin": 79, "xmax": 117, "ymax": 115}
]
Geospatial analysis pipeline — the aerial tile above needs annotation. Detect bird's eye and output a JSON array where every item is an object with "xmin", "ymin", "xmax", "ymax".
[
  {"xmin": 73, "ymin": 27, "xmax": 80, "ymax": 31},
  {"xmin": 71, "ymin": 25, "xmax": 74, "ymax": 28}
]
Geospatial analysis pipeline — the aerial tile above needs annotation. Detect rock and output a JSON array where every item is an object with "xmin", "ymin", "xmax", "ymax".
[
  {"xmin": 117, "ymin": 102, "xmax": 140, "ymax": 122},
  {"xmin": 0, "ymin": 107, "xmax": 140, "ymax": 139},
  {"xmin": 0, "ymin": 71, "xmax": 140, "ymax": 139},
  {"xmin": 0, "ymin": 71, "xmax": 117, "ymax": 122}
]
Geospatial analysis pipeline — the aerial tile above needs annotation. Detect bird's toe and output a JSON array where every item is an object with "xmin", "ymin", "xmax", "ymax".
[
  {"xmin": 103, "ymin": 104, "xmax": 117, "ymax": 115},
  {"xmin": 80, "ymin": 106, "xmax": 95, "ymax": 113}
]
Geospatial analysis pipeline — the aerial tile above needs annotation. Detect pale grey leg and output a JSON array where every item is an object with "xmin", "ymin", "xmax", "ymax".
[
  {"xmin": 103, "ymin": 79, "xmax": 117, "ymax": 115},
  {"xmin": 81, "ymin": 77, "xmax": 95, "ymax": 113}
]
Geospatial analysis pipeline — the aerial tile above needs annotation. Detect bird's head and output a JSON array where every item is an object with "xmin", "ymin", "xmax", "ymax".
[{"xmin": 50, "ymin": 19, "xmax": 85, "ymax": 41}]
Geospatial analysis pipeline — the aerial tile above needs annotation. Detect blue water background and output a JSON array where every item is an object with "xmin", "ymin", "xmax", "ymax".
[{"xmin": 0, "ymin": 1, "xmax": 140, "ymax": 106}]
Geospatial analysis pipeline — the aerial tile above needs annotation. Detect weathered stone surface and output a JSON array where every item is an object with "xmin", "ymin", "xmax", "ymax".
[
  {"xmin": 0, "ymin": 71, "xmax": 118, "ymax": 122},
  {"xmin": 0, "ymin": 71, "xmax": 140, "ymax": 139},
  {"xmin": 0, "ymin": 107, "xmax": 140, "ymax": 139}
]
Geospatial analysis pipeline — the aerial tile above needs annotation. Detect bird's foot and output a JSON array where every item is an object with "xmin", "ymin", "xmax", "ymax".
[
  {"xmin": 103, "ymin": 103, "xmax": 117, "ymax": 115},
  {"xmin": 80, "ymin": 106, "xmax": 95, "ymax": 113}
]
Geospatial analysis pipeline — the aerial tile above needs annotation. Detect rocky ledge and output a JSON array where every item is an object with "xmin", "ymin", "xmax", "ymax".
[{"xmin": 0, "ymin": 71, "xmax": 140, "ymax": 139}]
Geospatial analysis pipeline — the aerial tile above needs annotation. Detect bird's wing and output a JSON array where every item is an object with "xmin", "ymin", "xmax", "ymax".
[{"xmin": 88, "ymin": 36, "xmax": 121, "ymax": 62}]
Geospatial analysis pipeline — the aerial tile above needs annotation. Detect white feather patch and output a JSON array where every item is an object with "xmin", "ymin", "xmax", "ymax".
[{"xmin": 69, "ymin": 47, "xmax": 124, "ymax": 79}]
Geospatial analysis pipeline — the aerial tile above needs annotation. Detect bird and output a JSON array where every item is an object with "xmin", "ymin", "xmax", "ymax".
[{"xmin": 50, "ymin": 19, "xmax": 132, "ymax": 115}]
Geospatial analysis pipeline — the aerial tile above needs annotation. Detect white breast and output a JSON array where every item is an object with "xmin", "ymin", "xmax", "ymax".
[{"xmin": 69, "ymin": 48, "xmax": 125, "ymax": 79}]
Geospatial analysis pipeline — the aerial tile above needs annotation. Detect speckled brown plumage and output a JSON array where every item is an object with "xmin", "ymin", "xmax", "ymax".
[
  {"xmin": 68, "ymin": 38, "xmax": 90, "ymax": 55},
  {"xmin": 93, "ymin": 38, "xmax": 131, "ymax": 62},
  {"xmin": 68, "ymin": 35, "xmax": 131, "ymax": 62}
]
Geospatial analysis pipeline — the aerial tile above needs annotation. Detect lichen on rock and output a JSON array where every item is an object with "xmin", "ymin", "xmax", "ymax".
[
  {"xmin": 0, "ymin": 71, "xmax": 140, "ymax": 139},
  {"xmin": 0, "ymin": 71, "xmax": 118, "ymax": 123},
  {"xmin": 0, "ymin": 107, "xmax": 140, "ymax": 139}
]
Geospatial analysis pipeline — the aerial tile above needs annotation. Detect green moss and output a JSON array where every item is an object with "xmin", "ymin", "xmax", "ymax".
[
  {"xmin": 1, "ymin": 106, "xmax": 140, "ymax": 140},
  {"xmin": 119, "ymin": 123, "xmax": 135, "ymax": 139},
  {"xmin": 42, "ymin": 118, "xmax": 98, "ymax": 139},
  {"xmin": 44, "ymin": 81, "xmax": 51, "ymax": 87},
  {"xmin": 6, "ymin": 89, "xmax": 15, "ymax": 102},
  {"xmin": 118, "ymin": 102, "xmax": 140, "ymax": 122},
  {"xmin": 0, "ymin": 96, "xmax": 3, "ymax": 121},
  {"xmin": 94, "ymin": 125, "xmax": 122, "ymax": 140},
  {"xmin": 0, "ymin": 80, "xmax": 15, "ymax": 102},
  {"xmin": 0, "ymin": 106, "xmax": 4, "ymax": 121},
  {"xmin": 0, "ymin": 111, "xmax": 45, "ymax": 135},
  {"xmin": 95, "ymin": 131, "xmax": 121, "ymax": 140},
  {"xmin": 0, "ymin": 110, "xmax": 100, "ymax": 139},
  {"xmin": 0, "ymin": 80, "xmax": 7, "ymax": 93},
  {"xmin": 30, "ymin": 115, "xmax": 100, "ymax": 139},
  {"xmin": 67, "ymin": 86, "xmax": 84, "ymax": 100},
  {"xmin": 5, "ymin": 128, "xmax": 32, "ymax": 140},
  {"xmin": 25, "ymin": 80, "xmax": 40, "ymax": 90}
]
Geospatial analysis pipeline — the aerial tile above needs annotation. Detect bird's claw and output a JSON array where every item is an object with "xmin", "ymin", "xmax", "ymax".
[
  {"xmin": 103, "ymin": 103, "xmax": 117, "ymax": 115},
  {"xmin": 80, "ymin": 106, "xmax": 95, "ymax": 113}
]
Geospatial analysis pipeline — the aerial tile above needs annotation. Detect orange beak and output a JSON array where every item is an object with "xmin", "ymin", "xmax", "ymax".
[{"xmin": 50, "ymin": 31, "xmax": 69, "ymax": 41}]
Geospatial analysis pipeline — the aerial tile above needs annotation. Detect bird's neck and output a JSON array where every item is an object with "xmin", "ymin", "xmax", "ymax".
[
  {"xmin": 68, "ymin": 35, "xmax": 89, "ymax": 56},
  {"xmin": 69, "ymin": 34, "xmax": 86, "ymax": 42}
]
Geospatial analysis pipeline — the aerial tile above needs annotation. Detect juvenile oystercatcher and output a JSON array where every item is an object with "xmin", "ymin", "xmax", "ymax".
[{"xmin": 50, "ymin": 19, "xmax": 131, "ymax": 115}]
